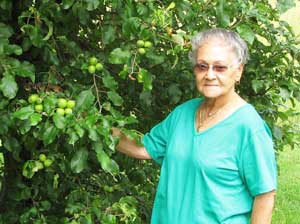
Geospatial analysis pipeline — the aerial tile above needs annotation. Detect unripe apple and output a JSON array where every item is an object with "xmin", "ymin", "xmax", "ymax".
[
  {"xmin": 44, "ymin": 159, "xmax": 53, "ymax": 167},
  {"xmin": 95, "ymin": 63, "xmax": 103, "ymax": 71},
  {"xmin": 28, "ymin": 94, "xmax": 39, "ymax": 103},
  {"xmin": 35, "ymin": 161, "xmax": 44, "ymax": 170},
  {"xmin": 144, "ymin": 41, "xmax": 152, "ymax": 48},
  {"xmin": 64, "ymin": 108, "xmax": 72, "ymax": 115},
  {"xmin": 88, "ymin": 65, "xmax": 96, "ymax": 74},
  {"xmin": 39, "ymin": 153, "xmax": 47, "ymax": 162},
  {"xmin": 35, "ymin": 104, "xmax": 43, "ymax": 112},
  {"xmin": 66, "ymin": 100, "xmax": 76, "ymax": 109},
  {"xmin": 138, "ymin": 48, "xmax": 146, "ymax": 55},
  {"xmin": 36, "ymin": 97, "xmax": 43, "ymax": 104},
  {"xmin": 56, "ymin": 108, "xmax": 65, "ymax": 116},
  {"xmin": 57, "ymin": 98, "xmax": 67, "ymax": 109},
  {"xmin": 89, "ymin": 56, "xmax": 98, "ymax": 65},
  {"xmin": 137, "ymin": 40, "xmax": 145, "ymax": 47}
]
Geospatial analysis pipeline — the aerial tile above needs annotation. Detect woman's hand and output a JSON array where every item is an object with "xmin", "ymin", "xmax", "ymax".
[{"xmin": 112, "ymin": 128, "xmax": 152, "ymax": 160}]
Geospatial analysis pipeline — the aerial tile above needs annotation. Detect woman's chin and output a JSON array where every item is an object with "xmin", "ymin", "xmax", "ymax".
[{"xmin": 199, "ymin": 89, "xmax": 222, "ymax": 99}]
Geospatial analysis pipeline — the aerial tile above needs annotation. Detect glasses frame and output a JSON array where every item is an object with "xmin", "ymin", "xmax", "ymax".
[{"xmin": 193, "ymin": 61, "xmax": 240, "ymax": 75}]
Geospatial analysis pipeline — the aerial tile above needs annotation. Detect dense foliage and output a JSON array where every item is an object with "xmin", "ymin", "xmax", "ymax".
[{"xmin": 0, "ymin": 0, "xmax": 299, "ymax": 223}]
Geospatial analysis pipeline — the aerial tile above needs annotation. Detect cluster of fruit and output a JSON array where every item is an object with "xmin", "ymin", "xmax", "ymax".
[
  {"xmin": 88, "ymin": 57, "xmax": 103, "ymax": 74},
  {"xmin": 28, "ymin": 94, "xmax": 44, "ymax": 112},
  {"xmin": 136, "ymin": 40, "xmax": 152, "ymax": 55},
  {"xmin": 56, "ymin": 98, "xmax": 76, "ymax": 116},
  {"xmin": 33, "ymin": 154, "xmax": 53, "ymax": 172}
]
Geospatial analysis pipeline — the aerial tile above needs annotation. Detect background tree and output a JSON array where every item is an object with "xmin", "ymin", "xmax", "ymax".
[{"xmin": 0, "ymin": 0, "xmax": 299, "ymax": 223}]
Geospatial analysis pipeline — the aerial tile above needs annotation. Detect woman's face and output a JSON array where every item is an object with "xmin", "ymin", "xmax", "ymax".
[{"xmin": 194, "ymin": 41, "xmax": 243, "ymax": 99}]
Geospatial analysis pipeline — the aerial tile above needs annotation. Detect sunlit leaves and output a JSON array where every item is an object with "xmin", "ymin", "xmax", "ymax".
[
  {"xmin": 75, "ymin": 89, "xmax": 95, "ymax": 112},
  {"xmin": 0, "ymin": 74, "xmax": 18, "ymax": 99},
  {"xmin": 108, "ymin": 48, "xmax": 131, "ymax": 64},
  {"xmin": 70, "ymin": 148, "xmax": 88, "ymax": 173}
]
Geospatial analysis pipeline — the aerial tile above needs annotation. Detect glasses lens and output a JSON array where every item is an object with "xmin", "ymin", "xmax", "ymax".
[
  {"xmin": 194, "ymin": 64, "xmax": 209, "ymax": 72},
  {"xmin": 213, "ymin": 65, "xmax": 228, "ymax": 73}
]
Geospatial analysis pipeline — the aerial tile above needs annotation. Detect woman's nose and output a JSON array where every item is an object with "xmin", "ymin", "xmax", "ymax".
[{"xmin": 205, "ymin": 66, "xmax": 217, "ymax": 79}]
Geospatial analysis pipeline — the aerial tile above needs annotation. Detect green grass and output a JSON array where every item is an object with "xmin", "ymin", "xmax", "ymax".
[{"xmin": 272, "ymin": 149, "xmax": 300, "ymax": 224}]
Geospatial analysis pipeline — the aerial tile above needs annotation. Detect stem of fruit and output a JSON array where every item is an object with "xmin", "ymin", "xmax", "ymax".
[{"xmin": 93, "ymin": 74, "xmax": 102, "ymax": 113}]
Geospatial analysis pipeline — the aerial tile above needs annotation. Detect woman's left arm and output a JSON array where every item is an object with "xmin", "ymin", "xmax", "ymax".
[{"xmin": 251, "ymin": 190, "xmax": 276, "ymax": 224}]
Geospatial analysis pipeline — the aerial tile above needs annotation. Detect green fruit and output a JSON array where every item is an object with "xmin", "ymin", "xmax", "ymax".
[
  {"xmin": 137, "ymin": 73, "xmax": 143, "ymax": 83},
  {"xmin": 64, "ymin": 108, "xmax": 73, "ymax": 115},
  {"xmin": 66, "ymin": 100, "xmax": 76, "ymax": 109},
  {"xmin": 104, "ymin": 185, "xmax": 114, "ymax": 193},
  {"xmin": 35, "ymin": 161, "xmax": 44, "ymax": 170},
  {"xmin": 57, "ymin": 98, "xmax": 67, "ymax": 108},
  {"xmin": 95, "ymin": 63, "xmax": 103, "ymax": 71},
  {"xmin": 36, "ymin": 97, "xmax": 43, "ymax": 104},
  {"xmin": 44, "ymin": 159, "xmax": 53, "ymax": 167},
  {"xmin": 89, "ymin": 56, "xmax": 98, "ymax": 65},
  {"xmin": 28, "ymin": 94, "xmax": 39, "ymax": 103},
  {"xmin": 34, "ymin": 104, "xmax": 43, "ymax": 112},
  {"xmin": 137, "ymin": 40, "xmax": 145, "ymax": 47},
  {"xmin": 56, "ymin": 108, "xmax": 65, "ymax": 116},
  {"xmin": 144, "ymin": 41, "xmax": 152, "ymax": 48},
  {"xmin": 138, "ymin": 48, "xmax": 146, "ymax": 55},
  {"xmin": 88, "ymin": 65, "xmax": 96, "ymax": 74},
  {"xmin": 39, "ymin": 154, "xmax": 47, "ymax": 162}
]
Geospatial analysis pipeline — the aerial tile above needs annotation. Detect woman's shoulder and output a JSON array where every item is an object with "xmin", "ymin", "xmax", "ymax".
[
  {"xmin": 233, "ymin": 103, "xmax": 271, "ymax": 135},
  {"xmin": 175, "ymin": 97, "xmax": 203, "ymax": 111}
]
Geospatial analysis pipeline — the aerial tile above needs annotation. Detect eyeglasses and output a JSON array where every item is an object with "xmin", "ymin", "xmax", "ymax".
[{"xmin": 194, "ymin": 62, "xmax": 238, "ymax": 74}]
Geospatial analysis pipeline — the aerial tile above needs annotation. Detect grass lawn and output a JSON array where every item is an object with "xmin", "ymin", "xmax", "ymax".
[{"xmin": 272, "ymin": 149, "xmax": 300, "ymax": 223}]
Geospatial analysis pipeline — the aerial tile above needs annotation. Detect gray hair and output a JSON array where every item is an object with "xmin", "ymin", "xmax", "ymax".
[{"xmin": 189, "ymin": 28, "xmax": 249, "ymax": 65}]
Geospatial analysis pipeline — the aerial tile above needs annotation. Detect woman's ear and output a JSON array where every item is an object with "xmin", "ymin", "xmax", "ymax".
[{"xmin": 235, "ymin": 64, "xmax": 244, "ymax": 82}]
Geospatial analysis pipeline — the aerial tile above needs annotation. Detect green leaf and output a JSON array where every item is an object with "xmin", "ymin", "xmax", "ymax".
[
  {"xmin": 67, "ymin": 128, "xmax": 79, "ymax": 145},
  {"xmin": 3, "ymin": 137, "xmax": 21, "ymax": 152},
  {"xmin": 74, "ymin": 124, "xmax": 85, "ymax": 138},
  {"xmin": 166, "ymin": 2, "xmax": 176, "ymax": 10},
  {"xmin": 88, "ymin": 128, "xmax": 99, "ymax": 141},
  {"xmin": 13, "ymin": 106, "xmax": 34, "ymax": 120},
  {"xmin": 43, "ymin": 125, "xmax": 59, "ymax": 145},
  {"xmin": 122, "ymin": 17, "xmax": 140, "ymax": 38},
  {"xmin": 216, "ymin": 0, "xmax": 231, "ymax": 27},
  {"xmin": 0, "ymin": 22, "xmax": 13, "ymax": 39},
  {"xmin": 14, "ymin": 61, "xmax": 35, "ymax": 83},
  {"xmin": 107, "ymin": 91, "xmax": 123, "ymax": 106},
  {"xmin": 0, "ymin": 73, "xmax": 18, "ymax": 99},
  {"xmin": 167, "ymin": 84, "xmax": 182, "ymax": 104},
  {"xmin": 276, "ymin": 0, "xmax": 295, "ymax": 14},
  {"xmin": 75, "ymin": 89, "xmax": 95, "ymax": 112},
  {"xmin": 273, "ymin": 125, "xmax": 283, "ymax": 141},
  {"xmin": 171, "ymin": 34, "xmax": 184, "ymax": 46},
  {"xmin": 102, "ymin": 74, "xmax": 118, "ymax": 90},
  {"xmin": 22, "ymin": 160, "xmax": 37, "ymax": 179},
  {"xmin": 30, "ymin": 113, "xmax": 42, "ymax": 126},
  {"xmin": 62, "ymin": 0, "xmax": 75, "ymax": 9},
  {"xmin": 53, "ymin": 113, "xmax": 66, "ymax": 129},
  {"xmin": 5, "ymin": 44, "xmax": 22, "ymax": 55},
  {"xmin": 93, "ymin": 142, "xmax": 119, "ymax": 174},
  {"xmin": 236, "ymin": 24, "xmax": 255, "ymax": 45},
  {"xmin": 108, "ymin": 48, "xmax": 131, "ymax": 64},
  {"xmin": 102, "ymin": 26, "xmax": 116, "ymax": 45},
  {"xmin": 251, "ymin": 80, "xmax": 264, "ymax": 93},
  {"xmin": 85, "ymin": 0, "xmax": 100, "ymax": 11},
  {"xmin": 138, "ymin": 69, "xmax": 153, "ymax": 91},
  {"xmin": 70, "ymin": 148, "xmax": 88, "ymax": 173}
]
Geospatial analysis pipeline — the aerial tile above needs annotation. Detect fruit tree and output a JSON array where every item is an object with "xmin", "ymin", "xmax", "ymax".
[{"xmin": 0, "ymin": 0, "xmax": 299, "ymax": 223}]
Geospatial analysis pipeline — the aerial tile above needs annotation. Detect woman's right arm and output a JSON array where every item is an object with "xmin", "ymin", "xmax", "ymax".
[{"xmin": 112, "ymin": 128, "xmax": 152, "ymax": 160}]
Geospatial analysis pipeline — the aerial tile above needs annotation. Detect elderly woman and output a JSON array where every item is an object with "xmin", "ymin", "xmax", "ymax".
[{"xmin": 113, "ymin": 28, "xmax": 277, "ymax": 224}]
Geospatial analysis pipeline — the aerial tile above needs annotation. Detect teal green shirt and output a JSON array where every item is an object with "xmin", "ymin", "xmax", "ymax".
[{"xmin": 142, "ymin": 98, "xmax": 277, "ymax": 224}]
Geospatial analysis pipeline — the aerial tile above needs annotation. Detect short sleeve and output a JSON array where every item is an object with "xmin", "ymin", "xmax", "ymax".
[
  {"xmin": 240, "ymin": 124, "xmax": 277, "ymax": 197},
  {"xmin": 142, "ymin": 111, "xmax": 174, "ymax": 165}
]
